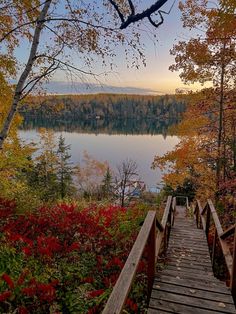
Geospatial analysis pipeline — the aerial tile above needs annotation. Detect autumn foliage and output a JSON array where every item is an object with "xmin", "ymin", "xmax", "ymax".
[{"xmin": 0, "ymin": 198, "xmax": 148, "ymax": 313}]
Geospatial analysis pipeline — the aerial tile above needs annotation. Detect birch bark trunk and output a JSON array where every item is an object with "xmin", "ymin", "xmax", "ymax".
[{"xmin": 0, "ymin": 0, "xmax": 52, "ymax": 150}]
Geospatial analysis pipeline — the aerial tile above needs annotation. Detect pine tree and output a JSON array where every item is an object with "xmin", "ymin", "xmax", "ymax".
[
  {"xmin": 31, "ymin": 129, "xmax": 59, "ymax": 201},
  {"xmin": 56, "ymin": 135, "xmax": 74, "ymax": 199},
  {"xmin": 101, "ymin": 167, "xmax": 112, "ymax": 199}
]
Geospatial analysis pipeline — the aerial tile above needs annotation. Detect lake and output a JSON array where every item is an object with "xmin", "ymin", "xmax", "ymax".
[{"xmin": 19, "ymin": 119, "xmax": 179, "ymax": 190}]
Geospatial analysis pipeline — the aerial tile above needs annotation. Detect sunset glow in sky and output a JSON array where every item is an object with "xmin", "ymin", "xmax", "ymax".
[
  {"xmin": 54, "ymin": 1, "xmax": 188, "ymax": 94},
  {"xmin": 15, "ymin": 1, "xmax": 207, "ymax": 95}
]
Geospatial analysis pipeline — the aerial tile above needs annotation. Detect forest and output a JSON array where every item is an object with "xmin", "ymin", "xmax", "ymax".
[
  {"xmin": 20, "ymin": 93, "xmax": 186, "ymax": 121},
  {"xmin": 0, "ymin": 0, "xmax": 235, "ymax": 313}
]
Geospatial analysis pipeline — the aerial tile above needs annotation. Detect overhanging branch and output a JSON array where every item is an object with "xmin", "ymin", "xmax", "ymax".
[{"xmin": 109, "ymin": 0, "xmax": 170, "ymax": 29}]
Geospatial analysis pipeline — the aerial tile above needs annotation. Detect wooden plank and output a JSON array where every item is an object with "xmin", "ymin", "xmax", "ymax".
[
  {"xmin": 231, "ymin": 225, "xmax": 236, "ymax": 302},
  {"xmin": 155, "ymin": 230, "xmax": 164, "ymax": 262},
  {"xmin": 168, "ymin": 243, "xmax": 209, "ymax": 251},
  {"xmin": 170, "ymin": 235, "xmax": 206, "ymax": 242},
  {"xmin": 148, "ymin": 219, "xmax": 156, "ymax": 297},
  {"xmin": 166, "ymin": 265, "xmax": 213, "ymax": 277},
  {"xmin": 168, "ymin": 249, "xmax": 211, "ymax": 259},
  {"xmin": 156, "ymin": 218, "xmax": 164, "ymax": 232},
  {"xmin": 149, "ymin": 299, "xmax": 231, "ymax": 314},
  {"xmin": 156, "ymin": 269, "xmax": 218, "ymax": 283},
  {"xmin": 166, "ymin": 255, "xmax": 212, "ymax": 266},
  {"xmin": 220, "ymin": 224, "xmax": 235, "ymax": 240},
  {"xmin": 207, "ymin": 200, "xmax": 233, "ymax": 277},
  {"xmin": 148, "ymin": 309, "xmax": 173, "ymax": 314},
  {"xmin": 168, "ymin": 247, "xmax": 209, "ymax": 253},
  {"xmin": 167, "ymin": 260, "xmax": 212, "ymax": 272},
  {"xmin": 152, "ymin": 281, "xmax": 235, "ymax": 304},
  {"xmin": 154, "ymin": 276, "xmax": 231, "ymax": 294},
  {"xmin": 102, "ymin": 211, "xmax": 156, "ymax": 314},
  {"xmin": 161, "ymin": 196, "xmax": 172, "ymax": 228},
  {"xmin": 171, "ymin": 235, "xmax": 205, "ymax": 240},
  {"xmin": 208, "ymin": 199, "xmax": 224, "ymax": 235},
  {"xmin": 171, "ymin": 231, "xmax": 205, "ymax": 237},
  {"xmin": 197, "ymin": 199, "xmax": 206, "ymax": 231},
  {"xmin": 149, "ymin": 292, "xmax": 236, "ymax": 313}
]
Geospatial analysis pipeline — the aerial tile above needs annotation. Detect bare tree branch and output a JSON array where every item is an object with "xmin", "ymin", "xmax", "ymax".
[
  {"xmin": 148, "ymin": 11, "xmax": 164, "ymax": 28},
  {"xmin": 36, "ymin": 55, "xmax": 100, "ymax": 76},
  {"xmin": 20, "ymin": 62, "xmax": 60, "ymax": 100},
  {"xmin": 109, "ymin": 0, "xmax": 170, "ymax": 29},
  {"xmin": 0, "ymin": 17, "xmax": 120, "ymax": 44}
]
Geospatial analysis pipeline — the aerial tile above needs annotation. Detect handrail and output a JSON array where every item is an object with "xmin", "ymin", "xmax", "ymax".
[
  {"xmin": 194, "ymin": 199, "xmax": 236, "ymax": 302},
  {"xmin": 103, "ymin": 195, "xmax": 174, "ymax": 314}
]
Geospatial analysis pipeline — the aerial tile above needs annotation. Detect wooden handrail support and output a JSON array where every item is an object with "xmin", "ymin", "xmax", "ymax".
[
  {"xmin": 103, "ymin": 196, "xmax": 174, "ymax": 314},
  {"xmin": 194, "ymin": 199, "xmax": 236, "ymax": 303}
]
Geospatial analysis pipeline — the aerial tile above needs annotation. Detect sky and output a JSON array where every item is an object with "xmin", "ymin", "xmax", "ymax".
[
  {"xmin": 15, "ymin": 0, "xmax": 204, "ymax": 95},
  {"xmin": 53, "ymin": 0, "xmax": 188, "ymax": 94}
]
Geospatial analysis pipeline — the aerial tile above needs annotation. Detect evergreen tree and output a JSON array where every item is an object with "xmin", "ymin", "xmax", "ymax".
[
  {"xmin": 101, "ymin": 167, "xmax": 112, "ymax": 199},
  {"xmin": 31, "ymin": 129, "xmax": 59, "ymax": 201},
  {"xmin": 56, "ymin": 135, "xmax": 74, "ymax": 199}
]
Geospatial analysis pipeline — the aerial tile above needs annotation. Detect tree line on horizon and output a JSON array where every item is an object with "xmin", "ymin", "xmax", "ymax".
[{"xmin": 20, "ymin": 93, "xmax": 186, "ymax": 121}]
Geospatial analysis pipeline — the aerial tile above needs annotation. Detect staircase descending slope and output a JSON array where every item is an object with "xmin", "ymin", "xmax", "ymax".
[
  {"xmin": 148, "ymin": 205, "xmax": 236, "ymax": 314},
  {"xmin": 103, "ymin": 197, "xmax": 236, "ymax": 314}
]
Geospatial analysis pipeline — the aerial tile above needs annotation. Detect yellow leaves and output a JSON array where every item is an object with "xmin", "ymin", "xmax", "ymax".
[
  {"xmin": 0, "ymin": 134, "xmax": 36, "ymax": 204},
  {"xmin": 75, "ymin": 151, "xmax": 109, "ymax": 193},
  {"xmin": 175, "ymin": 112, "xmax": 209, "ymax": 137},
  {"xmin": 36, "ymin": 128, "xmax": 58, "ymax": 171}
]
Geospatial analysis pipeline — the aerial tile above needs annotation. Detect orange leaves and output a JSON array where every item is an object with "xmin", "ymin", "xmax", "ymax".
[{"xmin": 171, "ymin": 0, "xmax": 236, "ymax": 88}]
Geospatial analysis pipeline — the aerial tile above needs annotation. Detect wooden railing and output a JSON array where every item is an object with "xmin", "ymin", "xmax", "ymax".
[
  {"xmin": 194, "ymin": 199, "xmax": 236, "ymax": 301},
  {"xmin": 103, "ymin": 195, "xmax": 175, "ymax": 314}
]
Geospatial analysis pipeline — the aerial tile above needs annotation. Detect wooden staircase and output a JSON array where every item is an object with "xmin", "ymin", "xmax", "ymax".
[
  {"xmin": 148, "ymin": 205, "xmax": 236, "ymax": 313},
  {"xmin": 103, "ymin": 197, "xmax": 236, "ymax": 314}
]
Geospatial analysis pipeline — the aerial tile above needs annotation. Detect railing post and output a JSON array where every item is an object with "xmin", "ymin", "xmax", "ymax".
[
  {"xmin": 196, "ymin": 203, "xmax": 199, "ymax": 228},
  {"xmin": 171, "ymin": 197, "xmax": 176, "ymax": 227},
  {"xmin": 211, "ymin": 227, "xmax": 217, "ymax": 271},
  {"xmin": 231, "ymin": 225, "xmax": 236, "ymax": 303},
  {"xmin": 147, "ymin": 218, "xmax": 156, "ymax": 298},
  {"xmin": 205, "ymin": 205, "xmax": 211, "ymax": 240}
]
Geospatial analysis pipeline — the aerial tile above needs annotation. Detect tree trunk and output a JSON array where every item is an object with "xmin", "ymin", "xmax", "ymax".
[
  {"xmin": 216, "ymin": 42, "xmax": 226, "ymax": 192},
  {"xmin": 0, "ymin": 0, "xmax": 52, "ymax": 150}
]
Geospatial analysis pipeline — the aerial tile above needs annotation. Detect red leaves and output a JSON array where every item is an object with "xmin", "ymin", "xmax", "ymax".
[
  {"xmin": 88, "ymin": 289, "xmax": 104, "ymax": 298},
  {"xmin": 18, "ymin": 307, "xmax": 28, "ymax": 314},
  {"xmin": 106, "ymin": 257, "xmax": 124, "ymax": 269},
  {"xmin": 82, "ymin": 277, "xmax": 94, "ymax": 284},
  {"xmin": 37, "ymin": 236, "xmax": 62, "ymax": 257},
  {"xmin": 126, "ymin": 298, "xmax": 138, "ymax": 312},
  {"xmin": 22, "ymin": 280, "xmax": 57, "ymax": 303},
  {"xmin": 0, "ymin": 290, "xmax": 11, "ymax": 302},
  {"xmin": 2, "ymin": 273, "xmax": 14, "ymax": 289},
  {"xmin": 0, "ymin": 198, "xmax": 147, "ymax": 312}
]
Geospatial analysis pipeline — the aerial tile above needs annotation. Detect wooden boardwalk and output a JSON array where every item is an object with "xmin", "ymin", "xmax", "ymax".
[{"xmin": 148, "ymin": 206, "xmax": 236, "ymax": 313}]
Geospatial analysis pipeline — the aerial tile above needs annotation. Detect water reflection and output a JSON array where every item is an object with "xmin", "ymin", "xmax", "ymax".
[
  {"xmin": 20, "ymin": 118, "xmax": 179, "ymax": 188},
  {"xmin": 21, "ymin": 116, "xmax": 178, "ymax": 137}
]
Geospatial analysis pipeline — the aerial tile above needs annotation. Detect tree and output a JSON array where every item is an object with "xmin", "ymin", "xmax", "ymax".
[
  {"xmin": 0, "ymin": 0, "xmax": 173, "ymax": 149},
  {"xmin": 30, "ymin": 128, "xmax": 59, "ymax": 201},
  {"xmin": 75, "ymin": 151, "xmax": 109, "ymax": 198},
  {"xmin": 115, "ymin": 159, "xmax": 139, "ymax": 206},
  {"xmin": 101, "ymin": 167, "xmax": 113, "ymax": 199},
  {"xmin": 56, "ymin": 135, "xmax": 74, "ymax": 199},
  {"xmin": 168, "ymin": 0, "xmax": 236, "ymax": 190}
]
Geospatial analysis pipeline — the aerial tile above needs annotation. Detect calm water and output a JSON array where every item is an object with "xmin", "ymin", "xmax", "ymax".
[{"xmin": 19, "ymin": 124, "xmax": 179, "ymax": 190}]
